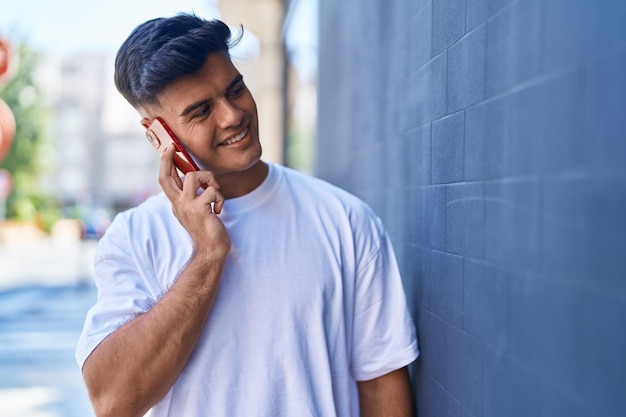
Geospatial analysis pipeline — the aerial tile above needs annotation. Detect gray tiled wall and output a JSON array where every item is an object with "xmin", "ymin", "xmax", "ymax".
[{"xmin": 316, "ymin": 0, "xmax": 626, "ymax": 416}]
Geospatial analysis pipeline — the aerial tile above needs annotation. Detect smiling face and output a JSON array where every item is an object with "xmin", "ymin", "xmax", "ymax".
[{"xmin": 141, "ymin": 51, "xmax": 263, "ymax": 180}]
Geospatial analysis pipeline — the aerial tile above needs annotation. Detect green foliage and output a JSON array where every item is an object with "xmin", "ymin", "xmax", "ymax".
[
  {"xmin": 0, "ymin": 37, "xmax": 57, "ymax": 229},
  {"xmin": 286, "ymin": 121, "xmax": 315, "ymax": 175}
]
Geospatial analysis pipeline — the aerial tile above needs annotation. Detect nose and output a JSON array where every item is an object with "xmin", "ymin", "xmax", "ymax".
[{"xmin": 215, "ymin": 98, "xmax": 243, "ymax": 129}]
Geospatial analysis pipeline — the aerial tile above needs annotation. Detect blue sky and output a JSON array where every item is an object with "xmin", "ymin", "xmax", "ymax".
[{"xmin": 0, "ymin": 0, "xmax": 220, "ymax": 56}]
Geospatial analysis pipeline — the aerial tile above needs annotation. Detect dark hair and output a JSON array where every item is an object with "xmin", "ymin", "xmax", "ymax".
[{"xmin": 114, "ymin": 13, "xmax": 240, "ymax": 108}]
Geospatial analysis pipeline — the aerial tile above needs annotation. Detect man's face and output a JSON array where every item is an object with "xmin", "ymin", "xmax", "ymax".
[{"xmin": 143, "ymin": 51, "xmax": 261, "ymax": 177}]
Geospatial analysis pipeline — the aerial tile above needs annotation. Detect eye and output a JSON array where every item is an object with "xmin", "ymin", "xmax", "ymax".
[
  {"xmin": 229, "ymin": 82, "xmax": 246, "ymax": 98},
  {"xmin": 193, "ymin": 104, "xmax": 212, "ymax": 119}
]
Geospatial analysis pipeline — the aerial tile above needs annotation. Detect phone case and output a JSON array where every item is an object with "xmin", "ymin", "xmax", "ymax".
[{"xmin": 146, "ymin": 117, "xmax": 200, "ymax": 175}]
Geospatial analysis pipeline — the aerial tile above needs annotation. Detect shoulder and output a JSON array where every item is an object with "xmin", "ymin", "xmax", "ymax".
[
  {"xmin": 97, "ymin": 192, "xmax": 178, "ymax": 255},
  {"xmin": 273, "ymin": 163, "xmax": 385, "ymax": 241},
  {"xmin": 275, "ymin": 164, "xmax": 369, "ymax": 211}
]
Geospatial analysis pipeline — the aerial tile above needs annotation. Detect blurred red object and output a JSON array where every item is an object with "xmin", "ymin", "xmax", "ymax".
[
  {"xmin": 0, "ymin": 168, "xmax": 11, "ymax": 199},
  {"xmin": 0, "ymin": 38, "xmax": 9, "ymax": 83},
  {"xmin": 0, "ymin": 37, "xmax": 13, "ymax": 162},
  {"xmin": 0, "ymin": 98, "xmax": 15, "ymax": 162}
]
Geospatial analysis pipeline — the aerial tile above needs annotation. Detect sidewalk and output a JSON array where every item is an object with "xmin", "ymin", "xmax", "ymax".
[
  {"xmin": 0, "ymin": 227, "xmax": 99, "ymax": 417},
  {"xmin": 0, "ymin": 283, "xmax": 97, "ymax": 417}
]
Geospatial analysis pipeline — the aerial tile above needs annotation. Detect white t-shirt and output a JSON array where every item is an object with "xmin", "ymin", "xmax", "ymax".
[{"xmin": 76, "ymin": 163, "xmax": 418, "ymax": 417}]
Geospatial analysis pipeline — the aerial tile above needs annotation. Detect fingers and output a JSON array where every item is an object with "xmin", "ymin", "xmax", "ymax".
[
  {"xmin": 195, "ymin": 186, "xmax": 225, "ymax": 214},
  {"xmin": 182, "ymin": 171, "xmax": 220, "ymax": 196},
  {"xmin": 181, "ymin": 171, "xmax": 223, "ymax": 213},
  {"xmin": 159, "ymin": 146, "xmax": 181, "ymax": 198},
  {"xmin": 170, "ymin": 161, "xmax": 184, "ymax": 189},
  {"xmin": 158, "ymin": 146, "xmax": 224, "ymax": 213}
]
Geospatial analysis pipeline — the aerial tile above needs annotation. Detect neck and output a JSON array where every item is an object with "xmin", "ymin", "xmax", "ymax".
[{"xmin": 216, "ymin": 161, "xmax": 269, "ymax": 199}]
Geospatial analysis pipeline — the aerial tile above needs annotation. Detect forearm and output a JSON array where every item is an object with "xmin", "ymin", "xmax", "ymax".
[
  {"xmin": 82, "ymin": 253, "xmax": 226, "ymax": 417},
  {"xmin": 357, "ymin": 367, "xmax": 414, "ymax": 417}
]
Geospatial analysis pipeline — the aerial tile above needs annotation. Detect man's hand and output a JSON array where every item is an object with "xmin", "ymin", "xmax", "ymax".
[{"xmin": 159, "ymin": 146, "xmax": 231, "ymax": 258}]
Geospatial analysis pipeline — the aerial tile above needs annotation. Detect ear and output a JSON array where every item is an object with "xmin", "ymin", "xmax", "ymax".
[{"xmin": 140, "ymin": 117, "xmax": 151, "ymax": 129}]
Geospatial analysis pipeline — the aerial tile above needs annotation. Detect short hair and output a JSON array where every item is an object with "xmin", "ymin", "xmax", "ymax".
[{"xmin": 114, "ymin": 13, "xmax": 240, "ymax": 109}]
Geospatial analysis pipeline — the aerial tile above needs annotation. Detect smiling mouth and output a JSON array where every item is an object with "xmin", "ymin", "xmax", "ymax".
[{"xmin": 220, "ymin": 128, "xmax": 248, "ymax": 146}]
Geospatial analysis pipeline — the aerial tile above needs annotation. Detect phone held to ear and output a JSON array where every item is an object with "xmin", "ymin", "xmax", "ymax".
[{"xmin": 145, "ymin": 117, "xmax": 200, "ymax": 176}]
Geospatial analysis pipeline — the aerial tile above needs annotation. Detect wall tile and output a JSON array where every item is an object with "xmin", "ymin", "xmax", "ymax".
[
  {"xmin": 430, "ymin": 251, "xmax": 463, "ymax": 326},
  {"xmin": 432, "ymin": 111, "xmax": 464, "ymax": 184},
  {"xmin": 465, "ymin": 95, "xmax": 513, "ymax": 181},
  {"xmin": 447, "ymin": 26, "xmax": 487, "ymax": 113},
  {"xmin": 509, "ymin": 274, "xmax": 583, "ymax": 392},
  {"xmin": 466, "ymin": 0, "xmax": 515, "ymax": 31},
  {"xmin": 485, "ymin": 0, "xmax": 544, "ymax": 96},
  {"xmin": 542, "ymin": 175, "xmax": 626, "ymax": 284},
  {"xmin": 581, "ymin": 293, "xmax": 626, "ymax": 413},
  {"xmin": 432, "ymin": 0, "xmax": 465, "ymax": 54},
  {"xmin": 484, "ymin": 178, "xmax": 542, "ymax": 271},
  {"xmin": 483, "ymin": 348, "xmax": 541, "ymax": 417},
  {"xmin": 406, "ymin": 124, "xmax": 432, "ymax": 187},
  {"xmin": 508, "ymin": 83, "xmax": 543, "ymax": 176},
  {"xmin": 537, "ymin": 70, "xmax": 585, "ymax": 174},
  {"xmin": 409, "ymin": 0, "xmax": 431, "ymax": 16},
  {"xmin": 408, "ymin": 53, "xmax": 447, "ymax": 129},
  {"xmin": 409, "ymin": 1, "xmax": 433, "ymax": 71},
  {"xmin": 416, "ymin": 185, "xmax": 446, "ymax": 250},
  {"xmin": 544, "ymin": 0, "xmax": 626, "ymax": 71},
  {"xmin": 417, "ymin": 374, "xmax": 474, "ymax": 417},
  {"xmin": 445, "ymin": 182, "xmax": 484, "ymax": 259},
  {"xmin": 416, "ymin": 308, "xmax": 447, "ymax": 383},
  {"xmin": 445, "ymin": 324, "xmax": 483, "ymax": 414},
  {"xmin": 463, "ymin": 259, "xmax": 509, "ymax": 350},
  {"xmin": 583, "ymin": 50, "xmax": 626, "ymax": 173},
  {"xmin": 540, "ymin": 380, "xmax": 595, "ymax": 417}
]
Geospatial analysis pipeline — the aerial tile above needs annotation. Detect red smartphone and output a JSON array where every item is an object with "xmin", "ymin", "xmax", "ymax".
[{"xmin": 145, "ymin": 117, "xmax": 200, "ymax": 176}]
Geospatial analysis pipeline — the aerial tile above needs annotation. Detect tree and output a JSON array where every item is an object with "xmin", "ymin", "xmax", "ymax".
[{"xmin": 0, "ymin": 37, "xmax": 57, "ymax": 229}]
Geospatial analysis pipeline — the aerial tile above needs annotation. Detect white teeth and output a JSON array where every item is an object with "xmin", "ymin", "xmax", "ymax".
[{"xmin": 223, "ymin": 128, "xmax": 248, "ymax": 145}]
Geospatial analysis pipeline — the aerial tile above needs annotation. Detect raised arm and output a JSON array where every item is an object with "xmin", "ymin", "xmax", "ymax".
[{"xmin": 82, "ymin": 147, "xmax": 231, "ymax": 417}]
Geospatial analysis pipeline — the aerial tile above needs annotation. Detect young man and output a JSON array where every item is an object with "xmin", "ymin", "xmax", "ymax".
[{"xmin": 76, "ymin": 14, "xmax": 418, "ymax": 417}]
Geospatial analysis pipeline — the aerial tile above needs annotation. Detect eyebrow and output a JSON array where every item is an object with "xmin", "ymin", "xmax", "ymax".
[{"xmin": 179, "ymin": 74, "xmax": 244, "ymax": 118}]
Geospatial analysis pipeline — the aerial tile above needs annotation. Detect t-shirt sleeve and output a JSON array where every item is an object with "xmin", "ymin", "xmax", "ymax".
[
  {"xmin": 350, "ymin": 220, "xmax": 419, "ymax": 381},
  {"xmin": 75, "ymin": 217, "xmax": 158, "ymax": 369}
]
